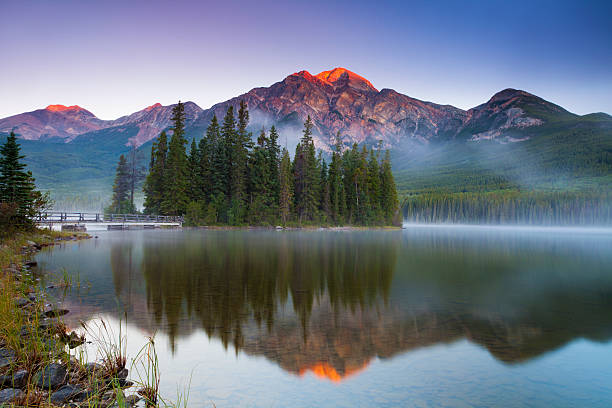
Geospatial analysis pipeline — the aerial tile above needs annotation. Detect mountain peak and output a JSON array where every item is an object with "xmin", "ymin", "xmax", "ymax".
[
  {"xmin": 45, "ymin": 104, "xmax": 87, "ymax": 113},
  {"xmin": 316, "ymin": 67, "xmax": 378, "ymax": 92},
  {"xmin": 145, "ymin": 103, "xmax": 162, "ymax": 111}
]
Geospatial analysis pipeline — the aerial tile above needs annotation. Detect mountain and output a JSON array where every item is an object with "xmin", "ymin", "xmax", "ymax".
[
  {"xmin": 0, "ymin": 101, "xmax": 202, "ymax": 146},
  {"xmin": 194, "ymin": 67, "xmax": 468, "ymax": 150},
  {"xmin": 457, "ymin": 88, "xmax": 576, "ymax": 142},
  {"xmin": 1, "ymin": 68, "xmax": 595, "ymax": 151},
  {"xmin": 0, "ymin": 67, "xmax": 610, "ymax": 207},
  {"xmin": 0, "ymin": 105, "xmax": 106, "ymax": 141}
]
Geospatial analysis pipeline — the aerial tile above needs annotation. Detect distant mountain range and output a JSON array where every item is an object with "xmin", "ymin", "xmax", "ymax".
[
  {"xmin": 1, "ymin": 67, "xmax": 610, "ymax": 207},
  {"xmin": 3, "ymin": 67, "xmax": 605, "ymax": 151}
]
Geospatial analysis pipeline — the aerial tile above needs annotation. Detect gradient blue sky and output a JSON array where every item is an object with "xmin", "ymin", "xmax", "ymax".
[{"xmin": 1, "ymin": 0, "xmax": 610, "ymax": 119}]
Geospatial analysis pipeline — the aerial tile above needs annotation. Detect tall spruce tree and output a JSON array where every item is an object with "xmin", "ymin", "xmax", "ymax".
[
  {"xmin": 0, "ymin": 131, "xmax": 38, "ymax": 228},
  {"xmin": 109, "ymin": 154, "xmax": 132, "ymax": 214},
  {"xmin": 380, "ymin": 150, "xmax": 399, "ymax": 225},
  {"xmin": 143, "ymin": 131, "xmax": 168, "ymax": 214},
  {"xmin": 328, "ymin": 132, "xmax": 346, "ymax": 224},
  {"xmin": 266, "ymin": 126, "xmax": 281, "ymax": 207},
  {"xmin": 278, "ymin": 147, "xmax": 293, "ymax": 225},
  {"xmin": 127, "ymin": 144, "xmax": 146, "ymax": 212},
  {"xmin": 366, "ymin": 148, "xmax": 382, "ymax": 224},
  {"xmin": 228, "ymin": 101, "xmax": 251, "ymax": 224},
  {"xmin": 161, "ymin": 101, "xmax": 190, "ymax": 215},
  {"xmin": 248, "ymin": 129, "xmax": 271, "ymax": 224},
  {"xmin": 188, "ymin": 138, "xmax": 200, "ymax": 201},
  {"xmin": 293, "ymin": 116, "xmax": 319, "ymax": 222}
]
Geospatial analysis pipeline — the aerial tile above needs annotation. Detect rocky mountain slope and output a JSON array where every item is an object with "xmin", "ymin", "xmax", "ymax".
[{"xmin": 1, "ymin": 68, "xmax": 580, "ymax": 151}]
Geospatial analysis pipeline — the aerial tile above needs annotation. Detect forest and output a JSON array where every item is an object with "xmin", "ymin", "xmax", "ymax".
[
  {"xmin": 403, "ymin": 190, "xmax": 612, "ymax": 225},
  {"xmin": 108, "ymin": 101, "xmax": 400, "ymax": 226}
]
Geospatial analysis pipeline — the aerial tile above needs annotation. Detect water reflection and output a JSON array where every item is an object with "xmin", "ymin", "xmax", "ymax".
[{"xmin": 38, "ymin": 228, "xmax": 612, "ymax": 382}]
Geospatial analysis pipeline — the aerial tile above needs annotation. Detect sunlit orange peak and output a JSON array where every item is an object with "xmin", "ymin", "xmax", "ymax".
[
  {"xmin": 315, "ymin": 67, "xmax": 377, "ymax": 91},
  {"xmin": 46, "ymin": 104, "xmax": 83, "ymax": 112},
  {"xmin": 145, "ymin": 103, "xmax": 162, "ymax": 111}
]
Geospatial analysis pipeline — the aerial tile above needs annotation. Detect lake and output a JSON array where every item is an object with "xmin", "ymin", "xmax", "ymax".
[{"xmin": 34, "ymin": 226, "xmax": 612, "ymax": 407}]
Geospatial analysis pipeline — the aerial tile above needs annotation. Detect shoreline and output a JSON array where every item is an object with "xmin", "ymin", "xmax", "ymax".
[{"xmin": 0, "ymin": 230, "xmax": 144, "ymax": 407}]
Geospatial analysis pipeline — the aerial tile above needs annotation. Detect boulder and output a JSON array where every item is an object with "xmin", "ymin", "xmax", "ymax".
[
  {"xmin": 0, "ymin": 370, "xmax": 28, "ymax": 389},
  {"xmin": 0, "ymin": 388, "xmax": 25, "ymax": 404},
  {"xmin": 0, "ymin": 348, "xmax": 16, "ymax": 369},
  {"xmin": 50, "ymin": 384, "xmax": 83, "ymax": 405},
  {"xmin": 34, "ymin": 363, "xmax": 66, "ymax": 389}
]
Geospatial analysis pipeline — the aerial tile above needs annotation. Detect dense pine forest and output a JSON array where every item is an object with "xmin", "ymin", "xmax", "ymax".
[
  {"xmin": 109, "ymin": 101, "xmax": 400, "ymax": 226},
  {"xmin": 403, "ymin": 191, "xmax": 612, "ymax": 225}
]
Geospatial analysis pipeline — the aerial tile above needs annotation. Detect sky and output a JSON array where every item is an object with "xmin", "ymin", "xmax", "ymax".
[{"xmin": 1, "ymin": 0, "xmax": 611, "ymax": 119}]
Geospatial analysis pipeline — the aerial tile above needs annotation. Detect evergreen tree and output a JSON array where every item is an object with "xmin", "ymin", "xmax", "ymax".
[
  {"xmin": 143, "ymin": 131, "xmax": 168, "ymax": 214},
  {"xmin": 248, "ymin": 129, "xmax": 271, "ymax": 224},
  {"xmin": 366, "ymin": 147, "xmax": 382, "ymax": 224},
  {"xmin": 278, "ymin": 147, "xmax": 293, "ymax": 225},
  {"xmin": 161, "ymin": 101, "xmax": 190, "ymax": 215},
  {"xmin": 380, "ymin": 150, "xmax": 399, "ymax": 224},
  {"xmin": 109, "ymin": 154, "xmax": 132, "ymax": 214},
  {"xmin": 227, "ymin": 101, "xmax": 250, "ymax": 224},
  {"xmin": 221, "ymin": 106, "xmax": 238, "ymax": 222},
  {"xmin": 0, "ymin": 131, "xmax": 39, "ymax": 228},
  {"xmin": 318, "ymin": 152, "xmax": 330, "ymax": 221},
  {"xmin": 188, "ymin": 138, "xmax": 200, "ymax": 201},
  {"xmin": 293, "ymin": 116, "xmax": 319, "ymax": 222},
  {"xmin": 127, "ymin": 144, "xmax": 146, "ymax": 212},
  {"xmin": 266, "ymin": 126, "xmax": 281, "ymax": 206},
  {"xmin": 196, "ymin": 129, "xmax": 212, "ymax": 203},
  {"xmin": 328, "ymin": 132, "xmax": 346, "ymax": 224}
]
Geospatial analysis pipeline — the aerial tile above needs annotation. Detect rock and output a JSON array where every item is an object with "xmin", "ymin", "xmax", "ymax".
[
  {"xmin": 34, "ymin": 363, "xmax": 66, "ymax": 389},
  {"xmin": 85, "ymin": 362, "xmax": 105, "ymax": 375},
  {"xmin": 24, "ymin": 260, "xmax": 37, "ymax": 267},
  {"xmin": 13, "ymin": 298, "xmax": 30, "ymax": 308},
  {"xmin": 67, "ymin": 331, "xmax": 85, "ymax": 349},
  {"xmin": 44, "ymin": 308, "xmax": 69, "ymax": 318},
  {"xmin": 125, "ymin": 394, "xmax": 140, "ymax": 405},
  {"xmin": 0, "ymin": 388, "xmax": 25, "ymax": 404},
  {"xmin": 0, "ymin": 348, "xmax": 16, "ymax": 368},
  {"xmin": 0, "ymin": 369, "xmax": 28, "ymax": 389},
  {"xmin": 26, "ymin": 240, "xmax": 36, "ymax": 247},
  {"xmin": 117, "ymin": 368, "xmax": 128, "ymax": 379},
  {"xmin": 50, "ymin": 384, "xmax": 83, "ymax": 405}
]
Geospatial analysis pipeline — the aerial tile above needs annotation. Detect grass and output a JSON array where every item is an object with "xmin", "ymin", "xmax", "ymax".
[{"xmin": 0, "ymin": 228, "xmax": 192, "ymax": 407}]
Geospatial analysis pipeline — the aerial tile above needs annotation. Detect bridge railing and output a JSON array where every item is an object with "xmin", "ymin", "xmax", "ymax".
[{"xmin": 36, "ymin": 212, "xmax": 183, "ymax": 223}]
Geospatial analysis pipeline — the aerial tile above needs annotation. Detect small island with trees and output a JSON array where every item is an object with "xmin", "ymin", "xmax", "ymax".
[{"xmin": 108, "ymin": 101, "xmax": 401, "ymax": 227}]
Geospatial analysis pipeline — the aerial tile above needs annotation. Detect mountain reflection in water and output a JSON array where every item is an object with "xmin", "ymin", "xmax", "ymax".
[{"xmin": 39, "ymin": 229, "xmax": 612, "ymax": 383}]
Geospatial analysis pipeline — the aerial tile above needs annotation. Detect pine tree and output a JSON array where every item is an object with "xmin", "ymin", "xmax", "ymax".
[
  {"xmin": 266, "ymin": 126, "xmax": 281, "ymax": 207},
  {"xmin": 278, "ymin": 147, "xmax": 293, "ymax": 225},
  {"xmin": 143, "ymin": 131, "xmax": 168, "ymax": 214},
  {"xmin": 248, "ymin": 129, "xmax": 271, "ymax": 224},
  {"xmin": 226, "ymin": 101, "xmax": 250, "ymax": 224},
  {"xmin": 319, "ymin": 154, "xmax": 331, "ymax": 222},
  {"xmin": 221, "ymin": 106, "xmax": 238, "ymax": 222},
  {"xmin": 127, "ymin": 144, "xmax": 146, "ymax": 212},
  {"xmin": 294, "ymin": 116, "xmax": 319, "ymax": 222},
  {"xmin": 188, "ymin": 138, "xmax": 200, "ymax": 201},
  {"xmin": 380, "ymin": 150, "xmax": 399, "ymax": 225},
  {"xmin": 366, "ymin": 147, "xmax": 382, "ymax": 224},
  {"xmin": 0, "ymin": 131, "xmax": 39, "ymax": 228},
  {"xmin": 328, "ymin": 132, "xmax": 346, "ymax": 224},
  {"xmin": 109, "ymin": 154, "xmax": 132, "ymax": 214},
  {"xmin": 161, "ymin": 101, "xmax": 190, "ymax": 215}
]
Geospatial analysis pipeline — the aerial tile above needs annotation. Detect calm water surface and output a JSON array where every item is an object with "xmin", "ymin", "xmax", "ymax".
[{"xmin": 35, "ymin": 227, "xmax": 612, "ymax": 407}]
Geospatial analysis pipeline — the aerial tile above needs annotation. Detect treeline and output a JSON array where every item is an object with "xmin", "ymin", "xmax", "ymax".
[
  {"xmin": 0, "ymin": 132, "xmax": 50, "ymax": 235},
  {"xmin": 138, "ymin": 101, "xmax": 399, "ymax": 226},
  {"xmin": 403, "ymin": 190, "xmax": 612, "ymax": 225}
]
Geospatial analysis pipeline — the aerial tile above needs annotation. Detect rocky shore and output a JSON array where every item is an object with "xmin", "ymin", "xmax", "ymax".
[{"xmin": 0, "ymin": 233, "xmax": 141, "ymax": 407}]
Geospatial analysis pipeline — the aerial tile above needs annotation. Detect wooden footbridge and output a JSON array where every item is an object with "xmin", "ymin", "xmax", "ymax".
[{"xmin": 36, "ymin": 212, "xmax": 183, "ymax": 230}]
